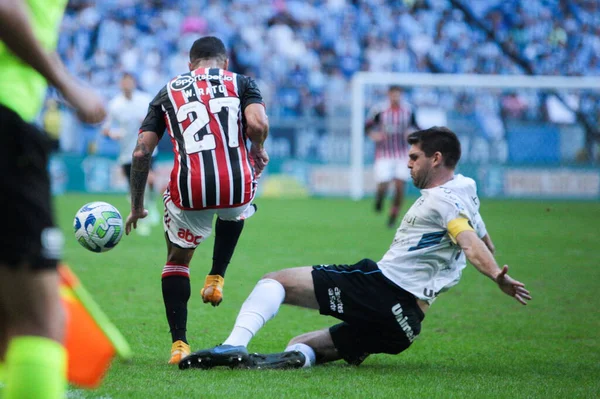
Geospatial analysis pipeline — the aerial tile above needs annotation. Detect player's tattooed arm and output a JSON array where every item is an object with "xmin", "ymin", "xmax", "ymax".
[
  {"xmin": 130, "ymin": 138, "xmax": 151, "ymax": 212},
  {"xmin": 130, "ymin": 131, "xmax": 159, "ymax": 212}
]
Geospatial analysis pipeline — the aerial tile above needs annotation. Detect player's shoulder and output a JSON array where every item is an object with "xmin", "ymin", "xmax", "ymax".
[
  {"xmin": 222, "ymin": 69, "xmax": 251, "ymax": 87},
  {"xmin": 419, "ymin": 188, "xmax": 469, "ymax": 224},
  {"xmin": 166, "ymin": 70, "xmax": 194, "ymax": 92},
  {"xmin": 230, "ymin": 71, "xmax": 256, "ymax": 87},
  {"xmin": 422, "ymin": 187, "xmax": 461, "ymax": 209},
  {"xmin": 427, "ymin": 175, "xmax": 479, "ymax": 208}
]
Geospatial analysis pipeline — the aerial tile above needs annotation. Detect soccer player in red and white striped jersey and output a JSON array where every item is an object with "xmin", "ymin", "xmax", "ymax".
[
  {"xmin": 365, "ymin": 86, "xmax": 420, "ymax": 227},
  {"xmin": 123, "ymin": 36, "xmax": 269, "ymax": 364}
]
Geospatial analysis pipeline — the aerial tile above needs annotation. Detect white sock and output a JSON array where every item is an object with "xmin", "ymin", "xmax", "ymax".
[
  {"xmin": 285, "ymin": 343, "xmax": 316, "ymax": 368},
  {"xmin": 222, "ymin": 278, "xmax": 285, "ymax": 347}
]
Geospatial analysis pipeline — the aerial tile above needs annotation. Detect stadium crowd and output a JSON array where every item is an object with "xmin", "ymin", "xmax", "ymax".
[{"xmin": 50, "ymin": 0, "xmax": 600, "ymax": 154}]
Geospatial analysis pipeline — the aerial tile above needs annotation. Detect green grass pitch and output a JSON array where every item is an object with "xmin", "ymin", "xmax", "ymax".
[{"xmin": 59, "ymin": 194, "xmax": 599, "ymax": 398}]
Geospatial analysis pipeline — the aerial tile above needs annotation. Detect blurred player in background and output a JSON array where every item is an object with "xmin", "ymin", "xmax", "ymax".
[
  {"xmin": 181, "ymin": 127, "xmax": 528, "ymax": 371},
  {"xmin": 124, "ymin": 36, "xmax": 269, "ymax": 365},
  {"xmin": 0, "ymin": 1, "xmax": 106, "ymax": 397},
  {"xmin": 365, "ymin": 86, "xmax": 420, "ymax": 227},
  {"xmin": 102, "ymin": 73, "xmax": 158, "ymax": 235}
]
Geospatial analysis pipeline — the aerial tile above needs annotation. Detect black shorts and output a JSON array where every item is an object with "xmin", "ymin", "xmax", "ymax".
[
  {"xmin": 0, "ymin": 104, "xmax": 61, "ymax": 270},
  {"xmin": 312, "ymin": 258, "xmax": 424, "ymax": 365}
]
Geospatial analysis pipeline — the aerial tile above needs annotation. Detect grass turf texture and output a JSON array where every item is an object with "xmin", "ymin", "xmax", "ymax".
[{"xmin": 57, "ymin": 195, "xmax": 599, "ymax": 399}]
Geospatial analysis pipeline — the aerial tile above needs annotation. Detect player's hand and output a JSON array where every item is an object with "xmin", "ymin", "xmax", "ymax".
[
  {"xmin": 495, "ymin": 265, "xmax": 531, "ymax": 305},
  {"xmin": 250, "ymin": 144, "xmax": 269, "ymax": 178},
  {"xmin": 60, "ymin": 79, "xmax": 107, "ymax": 124},
  {"xmin": 369, "ymin": 131, "xmax": 385, "ymax": 143},
  {"xmin": 125, "ymin": 209, "xmax": 148, "ymax": 235}
]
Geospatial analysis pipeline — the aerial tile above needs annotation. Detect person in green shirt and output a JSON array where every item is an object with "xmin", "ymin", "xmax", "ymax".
[{"xmin": 0, "ymin": 1, "xmax": 106, "ymax": 398}]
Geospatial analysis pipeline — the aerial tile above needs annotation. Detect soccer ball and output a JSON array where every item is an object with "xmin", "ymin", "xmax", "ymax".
[{"xmin": 73, "ymin": 202, "xmax": 123, "ymax": 253}]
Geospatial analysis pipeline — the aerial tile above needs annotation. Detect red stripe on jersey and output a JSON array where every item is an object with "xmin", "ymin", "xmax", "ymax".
[
  {"xmin": 163, "ymin": 106, "xmax": 182, "ymax": 208},
  {"xmin": 392, "ymin": 109, "xmax": 400, "ymax": 157},
  {"xmin": 162, "ymin": 108, "xmax": 182, "ymax": 207},
  {"xmin": 375, "ymin": 104, "xmax": 411, "ymax": 160},
  {"xmin": 211, "ymin": 72, "xmax": 232, "ymax": 205},
  {"xmin": 224, "ymin": 71, "xmax": 253, "ymax": 203},
  {"xmin": 194, "ymin": 69, "xmax": 222, "ymax": 206},
  {"xmin": 214, "ymin": 71, "xmax": 239, "ymax": 205},
  {"xmin": 189, "ymin": 152, "xmax": 202, "ymax": 206},
  {"xmin": 164, "ymin": 69, "xmax": 257, "ymax": 210},
  {"xmin": 168, "ymin": 132, "xmax": 182, "ymax": 207},
  {"xmin": 240, "ymin": 137, "xmax": 254, "ymax": 204},
  {"xmin": 384, "ymin": 110, "xmax": 391, "ymax": 158},
  {"xmin": 389, "ymin": 110, "xmax": 395, "ymax": 158},
  {"xmin": 227, "ymin": 70, "xmax": 255, "ymax": 204}
]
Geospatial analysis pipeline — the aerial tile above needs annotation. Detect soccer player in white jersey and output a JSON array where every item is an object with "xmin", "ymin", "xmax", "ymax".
[
  {"xmin": 180, "ymin": 126, "xmax": 531, "ymax": 371},
  {"xmin": 102, "ymin": 73, "xmax": 158, "ymax": 234}
]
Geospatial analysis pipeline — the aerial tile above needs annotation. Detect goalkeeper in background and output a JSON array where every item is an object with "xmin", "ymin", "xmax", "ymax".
[
  {"xmin": 365, "ymin": 86, "xmax": 420, "ymax": 227},
  {"xmin": 0, "ymin": 0, "xmax": 105, "ymax": 398}
]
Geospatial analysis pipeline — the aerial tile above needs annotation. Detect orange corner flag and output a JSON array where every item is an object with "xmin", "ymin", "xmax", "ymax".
[{"xmin": 59, "ymin": 264, "xmax": 132, "ymax": 388}]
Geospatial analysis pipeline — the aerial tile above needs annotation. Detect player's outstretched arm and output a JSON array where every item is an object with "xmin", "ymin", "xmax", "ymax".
[
  {"xmin": 456, "ymin": 230, "xmax": 531, "ymax": 305},
  {"xmin": 481, "ymin": 233, "xmax": 495, "ymax": 254},
  {"xmin": 125, "ymin": 131, "xmax": 159, "ymax": 235},
  {"xmin": 0, "ymin": 0, "xmax": 105, "ymax": 123}
]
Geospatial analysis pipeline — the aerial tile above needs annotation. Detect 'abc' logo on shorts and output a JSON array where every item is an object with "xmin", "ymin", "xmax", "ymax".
[{"xmin": 177, "ymin": 228, "xmax": 203, "ymax": 245}]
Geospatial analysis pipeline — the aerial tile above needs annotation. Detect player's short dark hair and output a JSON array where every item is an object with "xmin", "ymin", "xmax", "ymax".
[
  {"xmin": 189, "ymin": 36, "xmax": 227, "ymax": 63},
  {"xmin": 407, "ymin": 126, "xmax": 461, "ymax": 168},
  {"xmin": 389, "ymin": 85, "xmax": 403, "ymax": 92}
]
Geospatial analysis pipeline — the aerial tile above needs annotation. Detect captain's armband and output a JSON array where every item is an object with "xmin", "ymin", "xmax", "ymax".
[{"xmin": 447, "ymin": 217, "xmax": 475, "ymax": 243}]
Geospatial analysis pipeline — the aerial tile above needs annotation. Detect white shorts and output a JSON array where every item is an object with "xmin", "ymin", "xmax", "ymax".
[
  {"xmin": 374, "ymin": 157, "xmax": 410, "ymax": 184},
  {"xmin": 163, "ymin": 192, "xmax": 253, "ymax": 249}
]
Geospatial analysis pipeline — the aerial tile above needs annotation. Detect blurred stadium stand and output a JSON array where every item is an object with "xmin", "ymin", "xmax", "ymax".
[{"xmin": 44, "ymin": 0, "xmax": 600, "ymax": 198}]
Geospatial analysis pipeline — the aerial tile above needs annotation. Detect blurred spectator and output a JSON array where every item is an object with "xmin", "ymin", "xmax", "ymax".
[
  {"xmin": 501, "ymin": 92, "xmax": 528, "ymax": 120},
  {"xmin": 52, "ymin": 0, "xmax": 599, "ymax": 152}
]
